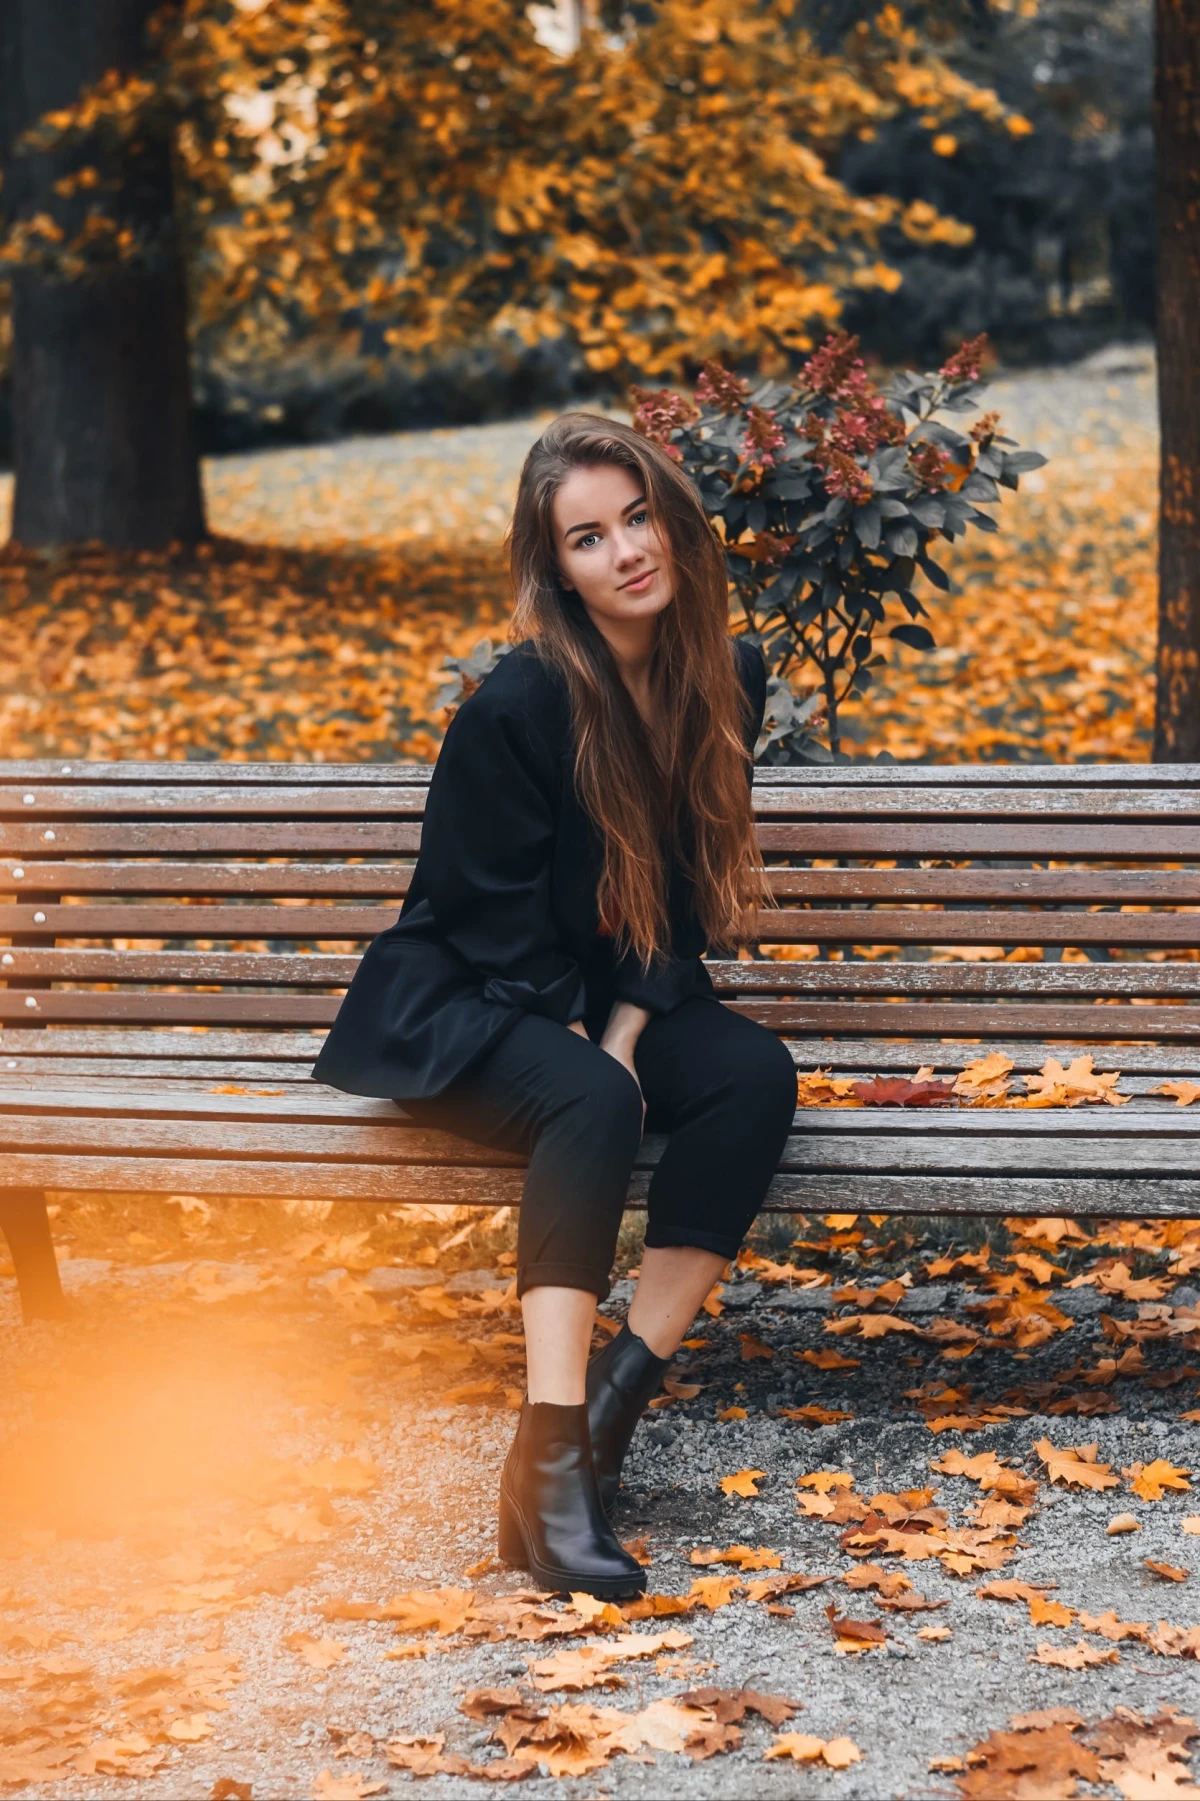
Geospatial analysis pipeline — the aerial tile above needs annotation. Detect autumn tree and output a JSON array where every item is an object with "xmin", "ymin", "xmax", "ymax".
[
  {"xmin": 0, "ymin": 0, "xmax": 206, "ymax": 548},
  {"xmin": 1152, "ymin": 0, "xmax": 1200, "ymax": 761},
  {"xmin": 0, "ymin": 0, "xmax": 1020, "ymax": 551}
]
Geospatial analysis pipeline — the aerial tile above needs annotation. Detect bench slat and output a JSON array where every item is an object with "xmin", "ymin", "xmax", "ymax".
[
  {"xmin": 9, "ymin": 781, "xmax": 1200, "ymax": 823},
  {"xmin": 3, "ymin": 759, "xmax": 1199, "ymax": 787},
  {"xmin": 4, "ymin": 953, "xmax": 1200, "ymax": 995},
  {"xmin": 4, "ymin": 1082, "xmax": 1200, "ymax": 1128},
  {"xmin": 5, "ymin": 820, "xmax": 1200, "ymax": 858},
  {"xmin": 6, "ymin": 991, "xmax": 1200, "ymax": 1036},
  {"xmin": 4, "ymin": 1153, "xmax": 1199, "ymax": 1218},
  {"xmin": 0, "ymin": 862, "xmax": 412, "ymax": 898},
  {"xmin": 4, "ymin": 902, "xmax": 1199, "ymax": 947},
  {"xmin": 7, "ymin": 863, "xmax": 1200, "ymax": 907}
]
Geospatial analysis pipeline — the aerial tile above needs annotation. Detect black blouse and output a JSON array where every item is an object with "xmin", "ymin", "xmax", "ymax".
[{"xmin": 311, "ymin": 635, "xmax": 768, "ymax": 1101}]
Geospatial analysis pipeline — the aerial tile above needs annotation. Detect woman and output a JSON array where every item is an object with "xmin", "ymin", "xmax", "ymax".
[{"xmin": 313, "ymin": 413, "xmax": 797, "ymax": 1598}]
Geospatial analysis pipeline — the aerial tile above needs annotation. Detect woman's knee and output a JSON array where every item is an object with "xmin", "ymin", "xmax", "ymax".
[
  {"xmin": 729, "ymin": 1030, "xmax": 797, "ymax": 1127},
  {"xmin": 554, "ymin": 1048, "xmax": 644, "ymax": 1148}
]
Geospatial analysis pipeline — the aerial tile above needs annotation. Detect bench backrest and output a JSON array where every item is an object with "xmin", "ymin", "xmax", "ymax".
[{"xmin": 1, "ymin": 760, "xmax": 1199, "ymax": 1079}]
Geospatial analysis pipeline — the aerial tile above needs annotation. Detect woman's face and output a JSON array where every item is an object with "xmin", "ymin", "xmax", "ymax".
[{"xmin": 551, "ymin": 463, "xmax": 673, "ymax": 630}]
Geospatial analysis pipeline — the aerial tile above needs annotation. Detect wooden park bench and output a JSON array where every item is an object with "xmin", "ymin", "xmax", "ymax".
[{"xmin": 2, "ymin": 758, "xmax": 1200, "ymax": 1322}]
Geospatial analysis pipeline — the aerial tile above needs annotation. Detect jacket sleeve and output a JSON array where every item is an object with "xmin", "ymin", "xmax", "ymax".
[
  {"xmin": 609, "ymin": 637, "xmax": 767, "ymax": 1015},
  {"xmin": 417, "ymin": 690, "xmax": 587, "ymax": 1025}
]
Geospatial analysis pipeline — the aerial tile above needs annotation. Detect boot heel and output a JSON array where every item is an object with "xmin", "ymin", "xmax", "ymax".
[{"xmin": 497, "ymin": 1488, "xmax": 527, "ymax": 1567}]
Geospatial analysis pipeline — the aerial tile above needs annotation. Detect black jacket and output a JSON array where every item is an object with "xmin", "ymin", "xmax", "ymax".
[{"xmin": 311, "ymin": 635, "xmax": 768, "ymax": 1100}]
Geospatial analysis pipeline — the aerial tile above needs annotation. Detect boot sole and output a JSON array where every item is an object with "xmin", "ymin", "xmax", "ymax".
[{"xmin": 497, "ymin": 1484, "xmax": 646, "ymax": 1600}]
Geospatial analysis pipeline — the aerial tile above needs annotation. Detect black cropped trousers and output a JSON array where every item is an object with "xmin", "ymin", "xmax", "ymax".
[{"xmin": 400, "ymin": 996, "xmax": 797, "ymax": 1302}]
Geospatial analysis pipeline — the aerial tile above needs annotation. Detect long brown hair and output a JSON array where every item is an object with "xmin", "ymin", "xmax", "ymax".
[{"xmin": 508, "ymin": 411, "xmax": 772, "ymax": 973}]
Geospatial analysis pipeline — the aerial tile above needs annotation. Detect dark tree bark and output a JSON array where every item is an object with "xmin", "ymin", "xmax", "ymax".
[
  {"xmin": 0, "ymin": 0, "xmax": 205, "ymax": 549},
  {"xmin": 1153, "ymin": 0, "xmax": 1200, "ymax": 760}
]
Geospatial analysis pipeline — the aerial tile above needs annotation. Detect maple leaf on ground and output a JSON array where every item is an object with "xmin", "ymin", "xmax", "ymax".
[
  {"xmin": 851, "ymin": 1076, "xmax": 955, "ymax": 1106},
  {"xmin": 284, "ymin": 1633, "xmax": 348, "ymax": 1671},
  {"xmin": 1144, "ymin": 1559, "xmax": 1190, "ymax": 1582},
  {"xmin": 1035, "ymin": 1438, "xmax": 1120, "ymax": 1491},
  {"xmin": 719, "ymin": 1469, "xmax": 765, "ymax": 1499},
  {"xmin": 310, "ymin": 1773, "xmax": 387, "ymax": 1801},
  {"xmin": 796, "ymin": 1347, "xmax": 860, "ymax": 1370},
  {"xmin": 1123, "ymin": 1459, "xmax": 1192, "ymax": 1501},
  {"xmin": 459, "ymin": 1689, "xmax": 525, "ymax": 1719},
  {"xmin": 1107, "ymin": 1513, "xmax": 1141, "ymax": 1535},
  {"xmin": 677, "ymin": 1687, "xmax": 798, "ymax": 1727},
  {"xmin": 1028, "ymin": 1595, "xmax": 1076, "ymax": 1629},
  {"xmin": 976, "ymin": 1579, "xmax": 1058, "ymax": 1605},
  {"xmin": 1184, "ymin": 1517, "xmax": 1200, "ymax": 1536},
  {"xmin": 717, "ymin": 1405, "xmax": 748, "ymax": 1421},
  {"xmin": 841, "ymin": 1563, "xmax": 912, "ymax": 1597},
  {"xmin": 825, "ymin": 1601, "xmax": 887, "ymax": 1652},
  {"xmin": 1075, "ymin": 1610, "xmax": 1150, "ymax": 1643},
  {"xmin": 1085, "ymin": 1705, "xmax": 1200, "ymax": 1800},
  {"xmin": 738, "ymin": 1334, "xmax": 774, "ymax": 1361},
  {"xmin": 778, "ymin": 1405, "xmax": 855, "ymax": 1426},
  {"xmin": 764, "ymin": 1733, "xmax": 862, "ymax": 1768},
  {"xmin": 955, "ymin": 1716, "xmax": 1100, "ymax": 1800},
  {"xmin": 1032, "ymin": 1640, "xmax": 1120, "ymax": 1669},
  {"xmin": 826, "ymin": 1313, "xmax": 924, "ymax": 1339},
  {"xmin": 797, "ymin": 1470, "xmax": 856, "ymax": 1493},
  {"xmin": 918, "ymin": 1625, "xmax": 953, "ymax": 1641},
  {"xmin": 530, "ymin": 1629, "xmax": 694, "ymax": 1692},
  {"xmin": 689, "ymin": 1546, "xmax": 781, "ymax": 1571}
]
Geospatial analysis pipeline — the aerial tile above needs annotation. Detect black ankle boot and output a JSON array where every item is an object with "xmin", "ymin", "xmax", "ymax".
[
  {"xmin": 585, "ymin": 1323, "xmax": 672, "ymax": 1520},
  {"xmin": 498, "ymin": 1400, "xmax": 646, "ymax": 1598}
]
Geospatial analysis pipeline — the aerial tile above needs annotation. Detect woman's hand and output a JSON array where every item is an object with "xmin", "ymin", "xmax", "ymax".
[{"xmin": 599, "ymin": 1001, "xmax": 651, "ymax": 1131}]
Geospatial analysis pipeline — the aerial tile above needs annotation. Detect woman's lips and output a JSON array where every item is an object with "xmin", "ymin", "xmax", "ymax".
[{"xmin": 619, "ymin": 568, "xmax": 655, "ymax": 593}]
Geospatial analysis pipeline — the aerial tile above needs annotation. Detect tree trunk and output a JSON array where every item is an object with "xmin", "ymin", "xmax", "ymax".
[
  {"xmin": 1153, "ymin": 0, "xmax": 1200, "ymax": 760},
  {"xmin": 0, "ymin": 0, "xmax": 205, "ymax": 549}
]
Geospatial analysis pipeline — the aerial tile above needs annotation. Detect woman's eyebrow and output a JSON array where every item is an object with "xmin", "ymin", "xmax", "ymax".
[{"xmin": 564, "ymin": 496, "xmax": 648, "ymax": 539}]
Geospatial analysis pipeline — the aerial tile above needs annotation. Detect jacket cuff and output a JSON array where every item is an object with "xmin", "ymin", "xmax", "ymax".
[
  {"xmin": 611, "ymin": 950, "xmax": 707, "ymax": 1015},
  {"xmin": 482, "ymin": 964, "xmax": 587, "ymax": 1025}
]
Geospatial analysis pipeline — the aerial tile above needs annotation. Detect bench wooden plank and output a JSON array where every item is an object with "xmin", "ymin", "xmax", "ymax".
[
  {"xmin": 3, "ymin": 1151, "xmax": 1198, "ymax": 1218},
  {"xmin": 3, "ymin": 759, "xmax": 1199, "ymax": 787},
  {"xmin": 10, "ymin": 781, "xmax": 1200, "ymax": 822},
  {"xmin": 7, "ymin": 902, "xmax": 1200, "ymax": 946},
  {"xmin": 0, "ymin": 823, "xmax": 423, "ymax": 855},
  {"xmin": 6, "ymin": 991, "xmax": 1200, "ymax": 1036},
  {"xmin": 5, "ymin": 954, "xmax": 1200, "ymax": 996},
  {"xmin": 6, "ymin": 864, "xmax": 1200, "ymax": 908},
  {"xmin": 5, "ymin": 819, "xmax": 1200, "ymax": 859},
  {"xmin": 0, "ymin": 863, "xmax": 412, "ymax": 898},
  {"xmin": 4, "ymin": 903, "xmax": 1200, "ymax": 949},
  {"xmin": 6, "ymin": 1081, "xmax": 1200, "ymax": 1127}
]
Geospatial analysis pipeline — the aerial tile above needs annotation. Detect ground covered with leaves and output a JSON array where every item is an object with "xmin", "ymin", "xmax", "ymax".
[
  {"xmin": 1, "ymin": 1200, "xmax": 1197, "ymax": 1799},
  {"xmin": 0, "ymin": 351, "xmax": 1157, "ymax": 766}
]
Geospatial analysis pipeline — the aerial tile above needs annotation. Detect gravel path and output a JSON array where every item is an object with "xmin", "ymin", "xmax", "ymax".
[{"xmin": 2, "ymin": 1206, "xmax": 1197, "ymax": 1801}]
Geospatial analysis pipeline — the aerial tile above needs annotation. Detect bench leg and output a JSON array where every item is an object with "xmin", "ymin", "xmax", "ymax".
[{"xmin": 0, "ymin": 1190, "xmax": 67, "ymax": 1322}]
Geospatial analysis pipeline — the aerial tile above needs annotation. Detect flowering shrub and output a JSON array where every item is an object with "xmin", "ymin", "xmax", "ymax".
[{"xmin": 632, "ymin": 331, "xmax": 1046, "ymax": 761}]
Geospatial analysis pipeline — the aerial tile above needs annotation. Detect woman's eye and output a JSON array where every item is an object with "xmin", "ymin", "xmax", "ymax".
[
  {"xmin": 629, "ymin": 509, "xmax": 648, "ymax": 527},
  {"xmin": 577, "ymin": 532, "xmax": 600, "ymax": 549}
]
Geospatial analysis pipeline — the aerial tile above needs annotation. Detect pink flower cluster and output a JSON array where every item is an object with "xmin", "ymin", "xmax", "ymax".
[
  {"xmin": 796, "ymin": 332, "xmax": 904, "ymax": 503},
  {"xmin": 695, "ymin": 360, "xmax": 751, "ymax": 413},
  {"xmin": 629, "ymin": 385, "xmax": 699, "ymax": 460},
  {"xmin": 939, "ymin": 333, "xmax": 989, "ymax": 384},
  {"xmin": 970, "ymin": 409, "xmax": 1002, "ymax": 446},
  {"xmin": 811, "ymin": 433, "xmax": 874, "ymax": 504},
  {"xmin": 909, "ymin": 441, "xmax": 951, "ymax": 491},
  {"xmin": 740, "ymin": 404, "xmax": 786, "ymax": 469},
  {"xmin": 799, "ymin": 329, "xmax": 866, "ymax": 399}
]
